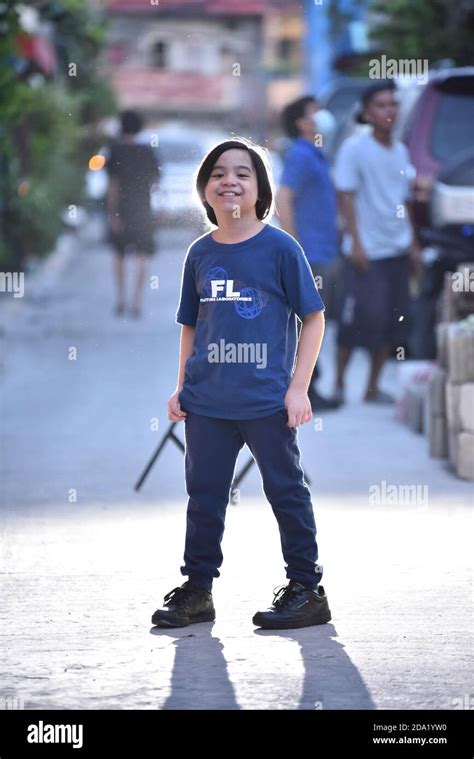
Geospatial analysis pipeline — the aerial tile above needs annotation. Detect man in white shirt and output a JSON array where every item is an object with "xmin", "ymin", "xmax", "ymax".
[{"xmin": 333, "ymin": 81, "xmax": 421, "ymax": 403}]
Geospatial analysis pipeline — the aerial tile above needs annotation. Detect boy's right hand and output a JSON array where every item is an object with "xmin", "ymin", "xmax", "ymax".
[
  {"xmin": 108, "ymin": 213, "xmax": 122, "ymax": 235},
  {"xmin": 168, "ymin": 390, "xmax": 187, "ymax": 422},
  {"xmin": 350, "ymin": 241, "xmax": 369, "ymax": 271}
]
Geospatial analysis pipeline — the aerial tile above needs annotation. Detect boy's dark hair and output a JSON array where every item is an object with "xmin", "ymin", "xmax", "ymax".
[
  {"xmin": 281, "ymin": 95, "xmax": 317, "ymax": 138},
  {"xmin": 356, "ymin": 81, "xmax": 397, "ymax": 124},
  {"xmin": 195, "ymin": 138, "xmax": 273, "ymax": 226},
  {"xmin": 120, "ymin": 109, "xmax": 143, "ymax": 135}
]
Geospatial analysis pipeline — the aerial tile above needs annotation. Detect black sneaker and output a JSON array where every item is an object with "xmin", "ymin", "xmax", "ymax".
[
  {"xmin": 253, "ymin": 580, "xmax": 331, "ymax": 630},
  {"xmin": 308, "ymin": 387, "xmax": 342, "ymax": 411},
  {"xmin": 151, "ymin": 581, "xmax": 215, "ymax": 628}
]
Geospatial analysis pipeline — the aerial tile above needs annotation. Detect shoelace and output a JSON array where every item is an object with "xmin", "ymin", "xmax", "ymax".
[
  {"xmin": 163, "ymin": 585, "xmax": 199, "ymax": 608},
  {"xmin": 272, "ymin": 583, "xmax": 305, "ymax": 609}
]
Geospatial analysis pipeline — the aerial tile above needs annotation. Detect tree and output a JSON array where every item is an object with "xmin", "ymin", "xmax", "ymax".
[
  {"xmin": 0, "ymin": 1, "xmax": 116, "ymax": 269},
  {"xmin": 369, "ymin": 0, "xmax": 474, "ymax": 66}
]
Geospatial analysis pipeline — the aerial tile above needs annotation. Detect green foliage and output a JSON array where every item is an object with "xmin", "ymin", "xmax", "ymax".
[
  {"xmin": 369, "ymin": 0, "xmax": 474, "ymax": 67},
  {"xmin": 0, "ymin": 1, "xmax": 117, "ymax": 268},
  {"xmin": 9, "ymin": 86, "xmax": 86, "ymax": 262},
  {"xmin": 76, "ymin": 76, "xmax": 118, "ymax": 124}
]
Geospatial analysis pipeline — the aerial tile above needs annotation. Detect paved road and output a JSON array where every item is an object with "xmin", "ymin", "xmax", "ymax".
[{"xmin": 1, "ymin": 218, "xmax": 472, "ymax": 710}]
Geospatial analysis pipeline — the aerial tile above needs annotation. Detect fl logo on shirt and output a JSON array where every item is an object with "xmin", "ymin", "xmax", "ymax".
[{"xmin": 200, "ymin": 267, "xmax": 266, "ymax": 320}]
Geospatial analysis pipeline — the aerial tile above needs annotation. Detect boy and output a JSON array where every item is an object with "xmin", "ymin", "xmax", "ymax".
[
  {"xmin": 277, "ymin": 96, "xmax": 340, "ymax": 410},
  {"xmin": 151, "ymin": 139, "xmax": 332, "ymax": 630},
  {"xmin": 333, "ymin": 82, "xmax": 420, "ymax": 403}
]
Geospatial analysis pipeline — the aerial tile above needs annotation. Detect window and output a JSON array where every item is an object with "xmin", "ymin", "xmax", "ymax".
[
  {"xmin": 151, "ymin": 40, "xmax": 167, "ymax": 69},
  {"xmin": 277, "ymin": 38, "xmax": 294, "ymax": 61},
  {"xmin": 431, "ymin": 78, "xmax": 474, "ymax": 164}
]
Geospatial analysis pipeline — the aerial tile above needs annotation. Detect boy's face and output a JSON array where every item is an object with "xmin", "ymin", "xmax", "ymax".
[
  {"xmin": 205, "ymin": 149, "xmax": 259, "ymax": 220},
  {"xmin": 363, "ymin": 89, "xmax": 398, "ymax": 132},
  {"xmin": 296, "ymin": 100, "xmax": 318, "ymax": 138}
]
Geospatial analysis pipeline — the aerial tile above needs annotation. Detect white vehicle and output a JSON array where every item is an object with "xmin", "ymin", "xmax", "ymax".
[
  {"xmin": 147, "ymin": 126, "xmax": 228, "ymax": 225},
  {"xmin": 85, "ymin": 124, "xmax": 229, "ymax": 226}
]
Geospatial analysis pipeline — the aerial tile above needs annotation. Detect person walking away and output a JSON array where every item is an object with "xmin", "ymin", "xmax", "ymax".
[
  {"xmin": 277, "ymin": 96, "xmax": 340, "ymax": 411},
  {"xmin": 151, "ymin": 138, "xmax": 331, "ymax": 630},
  {"xmin": 333, "ymin": 81, "xmax": 421, "ymax": 404},
  {"xmin": 106, "ymin": 110, "xmax": 160, "ymax": 318}
]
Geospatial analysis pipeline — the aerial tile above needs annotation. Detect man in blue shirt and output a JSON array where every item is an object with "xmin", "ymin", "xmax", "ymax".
[{"xmin": 277, "ymin": 96, "xmax": 341, "ymax": 410}]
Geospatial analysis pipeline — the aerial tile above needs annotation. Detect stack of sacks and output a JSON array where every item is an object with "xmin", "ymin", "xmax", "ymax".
[
  {"xmin": 442, "ymin": 316, "xmax": 474, "ymax": 480},
  {"xmin": 396, "ymin": 361, "xmax": 434, "ymax": 433},
  {"xmin": 427, "ymin": 365, "xmax": 448, "ymax": 458}
]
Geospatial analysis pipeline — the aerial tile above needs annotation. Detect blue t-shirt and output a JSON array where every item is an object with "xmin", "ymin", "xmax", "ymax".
[
  {"xmin": 280, "ymin": 137, "xmax": 338, "ymax": 265},
  {"xmin": 176, "ymin": 224, "xmax": 325, "ymax": 420}
]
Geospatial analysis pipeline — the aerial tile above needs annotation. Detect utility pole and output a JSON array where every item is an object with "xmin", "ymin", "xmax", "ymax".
[{"xmin": 303, "ymin": 0, "xmax": 333, "ymax": 96}]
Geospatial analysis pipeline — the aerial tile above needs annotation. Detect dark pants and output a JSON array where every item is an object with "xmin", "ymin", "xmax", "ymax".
[
  {"xmin": 306, "ymin": 259, "xmax": 338, "ymax": 387},
  {"xmin": 337, "ymin": 254, "xmax": 410, "ymax": 353},
  {"xmin": 180, "ymin": 409, "xmax": 322, "ymax": 592}
]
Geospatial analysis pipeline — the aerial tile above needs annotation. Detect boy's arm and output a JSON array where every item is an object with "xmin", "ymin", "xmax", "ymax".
[
  {"xmin": 406, "ymin": 199, "xmax": 422, "ymax": 279},
  {"xmin": 278, "ymin": 148, "xmax": 306, "ymax": 239},
  {"xmin": 107, "ymin": 176, "xmax": 120, "ymax": 232},
  {"xmin": 285, "ymin": 310, "xmax": 325, "ymax": 426},
  {"xmin": 176, "ymin": 324, "xmax": 195, "ymax": 391},
  {"xmin": 334, "ymin": 138, "xmax": 366, "ymax": 269},
  {"xmin": 338, "ymin": 190, "xmax": 368, "ymax": 271},
  {"xmin": 276, "ymin": 185, "xmax": 297, "ymax": 239},
  {"xmin": 290, "ymin": 311, "xmax": 325, "ymax": 392},
  {"xmin": 169, "ymin": 324, "xmax": 195, "ymax": 421}
]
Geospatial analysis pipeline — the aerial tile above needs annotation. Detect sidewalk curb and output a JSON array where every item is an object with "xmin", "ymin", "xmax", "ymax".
[
  {"xmin": 0, "ymin": 228, "xmax": 81, "ymax": 321},
  {"xmin": 25, "ymin": 230, "xmax": 81, "ymax": 300}
]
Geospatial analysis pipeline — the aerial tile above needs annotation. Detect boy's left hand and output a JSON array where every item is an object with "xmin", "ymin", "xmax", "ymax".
[
  {"xmin": 284, "ymin": 387, "xmax": 313, "ymax": 427},
  {"xmin": 409, "ymin": 241, "xmax": 423, "ymax": 280}
]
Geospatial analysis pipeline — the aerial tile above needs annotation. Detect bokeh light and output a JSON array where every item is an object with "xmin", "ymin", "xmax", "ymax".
[{"xmin": 88, "ymin": 154, "xmax": 106, "ymax": 171}]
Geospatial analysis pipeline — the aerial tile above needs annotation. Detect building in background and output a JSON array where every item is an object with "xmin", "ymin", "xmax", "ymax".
[
  {"xmin": 102, "ymin": 0, "xmax": 373, "ymax": 136},
  {"xmin": 103, "ymin": 0, "xmax": 303, "ymax": 136},
  {"xmin": 264, "ymin": 3, "xmax": 304, "ymax": 122}
]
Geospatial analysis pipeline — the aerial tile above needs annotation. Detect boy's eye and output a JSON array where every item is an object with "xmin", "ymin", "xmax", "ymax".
[{"xmin": 211, "ymin": 172, "xmax": 250, "ymax": 178}]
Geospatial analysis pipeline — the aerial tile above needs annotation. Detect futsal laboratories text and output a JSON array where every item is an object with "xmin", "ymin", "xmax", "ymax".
[{"xmin": 201, "ymin": 279, "xmax": 251, "ymax": 302}]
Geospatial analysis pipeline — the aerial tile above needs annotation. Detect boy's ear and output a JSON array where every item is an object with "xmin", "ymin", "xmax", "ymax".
[
  {"xmin": 295, "ymin": 116, "xmax": 306, "ymax": 133},
  {"xmin": 356, "ymin": 107, "xmax": 369, "ymax": 125}
]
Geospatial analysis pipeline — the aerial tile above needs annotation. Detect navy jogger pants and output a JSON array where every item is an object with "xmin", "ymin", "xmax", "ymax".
[{"xmin": 179, "ymin": 408, "xmax": 322, "ymax": 592}]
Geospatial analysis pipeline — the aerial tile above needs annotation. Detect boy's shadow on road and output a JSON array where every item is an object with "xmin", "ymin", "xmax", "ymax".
[
  {"xmin": 254, "ymin": 624, "xmax": 375, "ymax": 709},
  {"xmin": 151, "ymin": 623, "xmax": 374, "ymax": 710},
  {"xmin": 151, "ymin": 624, "xmax": 240, "ymax": 709}
]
